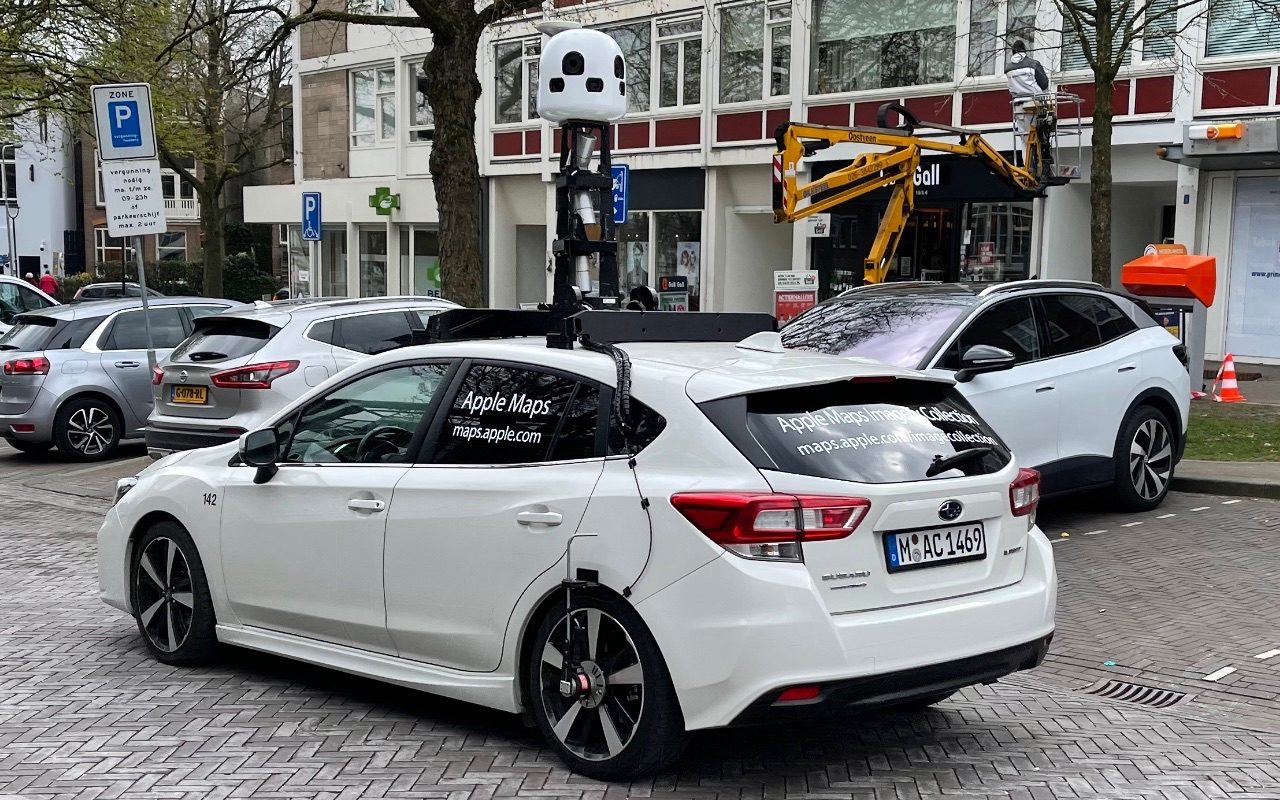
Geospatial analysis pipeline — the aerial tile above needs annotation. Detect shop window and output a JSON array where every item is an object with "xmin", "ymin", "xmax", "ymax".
[
  {"xmin": 1205, "ymin": 0, "xmax": 1280, "ymax": 57},
  {"xmin": 615, "ymin": 210, "xmax": 702, "ymax": 310},
  {"xmin": 94, "ymin": 228, "xmax": 135, "ymax": 264},
  {"xmin": 157, "ymin": 231, "xmax": 187, "ymax": 262},
  {"xmin": 658, "ymin": 17, "xmax": 702, "ymax": 108},
  {"xmin": 618, "ymin": 211, "xmax": 652, "ymax": 297},
  {"xmin": 968, "ymin": 0, "xmax": 1036, "ymax": 77},
  {"xmin": 359, "ymin": 227, "xmax": 388, "ymax": 297},
  {"xmin": 323, "ymin": 228, "xmax": 348, "ymax": 297},
  {"xmin": 961, "ymin": 202, "xmax": 1033, "ymax": 283},
  {"xmin": 810, "ymin": 0, "xmax": 956, "ymax": 94},
  {"xmin": 352, "ymin": 66, "xmax": 396, "ymax": 147},
  {"xmin": 604, "ymin": 22, "xmax": 652, "ymax": 113},
  {"xmin": 494, "ymin": 39, "xmax": 540, "ymax": 125},
  {"xmin": 407, "ymin": 61, "xmax": 435, "ymax": 142},
  {"xmin": 399, "ymin": 224, "xmax": 441, "ymax": 296}
]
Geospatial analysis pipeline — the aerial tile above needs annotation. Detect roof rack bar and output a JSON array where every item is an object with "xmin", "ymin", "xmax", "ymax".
[
  {"xmin": 979, "ymin": 279, "xmax": 1103, "ymax": 296},
  {"xmin": 561, "ymin": 310, "xmax": 776, "ymax": 345},
  {"xmin": 425, "ymin": 309, "xmax": 554, "ymax": 342}
]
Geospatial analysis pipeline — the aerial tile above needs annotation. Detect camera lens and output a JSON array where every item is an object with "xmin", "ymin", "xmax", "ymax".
[
  {"xmin": 614, "ymin": 55, "xmax": 624, "ymax": 78},
  {"xmin": 562, "ymin": 51, "xmax": 584, "ymax": 76}
]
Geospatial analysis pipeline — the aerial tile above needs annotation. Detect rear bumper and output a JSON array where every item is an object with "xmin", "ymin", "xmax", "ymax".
[
  {"xmin": 0, "ymin": 388, "xmax": 59, "ymax": 443},
  {"xmin": 144, "ymin": 424, "xmax": 243, "ymax": 458},
  {"xmin": 730, "ymin": 634, "xmax": 1052, "ymax": 725}
]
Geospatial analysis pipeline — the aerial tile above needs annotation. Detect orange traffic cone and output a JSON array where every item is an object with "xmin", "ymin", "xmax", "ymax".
[{"xmin": 1213, "ymin": 354, "xmax": 1247, "ymax": 403}]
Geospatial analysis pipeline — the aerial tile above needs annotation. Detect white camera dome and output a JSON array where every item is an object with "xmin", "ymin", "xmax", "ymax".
[{"xmin": 536, "ymin": 27, "xmax": 627, "ymax": 124}]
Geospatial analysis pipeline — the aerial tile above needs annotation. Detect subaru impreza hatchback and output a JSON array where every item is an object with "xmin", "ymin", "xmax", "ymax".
[{"xmin": 98, "ymin": 314, "xmax": 1056, "ymax": 779}]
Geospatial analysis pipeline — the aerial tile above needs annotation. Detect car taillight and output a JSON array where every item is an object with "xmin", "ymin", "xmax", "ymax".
[
  {"xmin": 1010, "ymin": 468, "xmax": 1040, "ymax": 517},
  {"xmin": 670, "ymin": 493, "xmax": 870, "ymax": 561},
  {"xmin": 210, "ymin": 360, "xmax": 299, "ymax": 389},
  {"xmin": 2, "ymin": 356, "xmax": 50, "ymax": 376},
  {"xmin": 151, "ymin": 366, "xmax": 165, "ymax": 386}
]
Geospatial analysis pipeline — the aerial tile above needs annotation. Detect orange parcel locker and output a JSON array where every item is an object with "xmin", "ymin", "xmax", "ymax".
[{"xmin": 1120, "ymin": 253, "xmax": 1216, "ymax": 308}]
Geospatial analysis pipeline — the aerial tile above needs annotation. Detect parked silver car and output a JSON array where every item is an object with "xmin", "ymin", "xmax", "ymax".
[
  {"xmin": 0, "ymin": 297, "xmax": 238, "ymax": 460},
  {"xmin": 145, "ymin": 296, "xmax": 459, "ymax": 457}
]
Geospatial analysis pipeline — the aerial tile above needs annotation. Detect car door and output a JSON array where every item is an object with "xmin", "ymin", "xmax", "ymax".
[
  {"xmin": 1036, "ymin": 293, "xmax": 1142, "ymax": 468},
  {"xmin": 930, "ymin": 297, "xmax": 1059, "ymax": 470},
  {"xmin": 383, "ymin": 360, "xmax": 606, "ymax": 671},
  {"xmin": 332, "ymin": 310, "xmax": 417, "ymax": 372},
  {"xmin": 219, "ymin": 361, "xmax": 454, "ymax": 653},
  {"xmin": 98, "ymin": 307, "xmax": 190, "ymax": 428}
]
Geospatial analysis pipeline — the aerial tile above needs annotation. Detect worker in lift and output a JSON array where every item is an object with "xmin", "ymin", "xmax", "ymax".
[{"xmin": 1005, "ymin": 41, "xmax": 1051, "ymax": 170}]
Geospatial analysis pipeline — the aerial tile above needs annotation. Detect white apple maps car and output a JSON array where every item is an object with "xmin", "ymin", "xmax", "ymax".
[{"xmin": 98, "ymin": 310, "xmax": 1056, "ymax": 779}]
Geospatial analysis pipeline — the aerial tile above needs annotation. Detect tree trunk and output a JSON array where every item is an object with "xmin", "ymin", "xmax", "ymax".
[
  {"xmin": 200, "ymin": 189, "xmax": 226, "ymax": 297},
  {"xmin": 422, "ymin": 30, "xmax": 485, "ymax": 308},
  {"xmin": 1089, "ymin": 78, "xmax": 1115, "ymax": 287}
]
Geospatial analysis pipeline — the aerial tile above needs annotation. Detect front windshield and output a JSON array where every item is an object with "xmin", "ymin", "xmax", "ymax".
[{"xmin": 780, "ymin": 297, "xmax": 970, "ymax": 369}]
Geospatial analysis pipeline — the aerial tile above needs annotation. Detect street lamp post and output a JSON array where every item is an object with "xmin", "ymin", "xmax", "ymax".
[{"xmin": 0, "ymin": 143, "xmax": 20, "ymax": 278}]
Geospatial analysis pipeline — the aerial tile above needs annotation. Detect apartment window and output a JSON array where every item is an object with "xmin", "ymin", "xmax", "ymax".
[
  {"xmin": 658, "ymin": 17, "xmax": 702, "ymax": 108},
  {"xmin": 605, "ymin": 23, "xmax": 652, "ymax": 113},
  {"xmin": 157, "ymin": 231, "xmax": 187, "ymax": 262},
  {"xmin": 2, "ymin": 151, "xmax": 17, "ymax": 205},
  {"xmin": 374, "ymin": 0, "xmax": 396, "ymax": 12},
  {"xmin": 1141, "ymin": 0, "xmax": 1177, "ymax": 60},
  {"xmin": 95, "ymin": 229, "xmax": 135, "ymax": 263},
  {"xmin": 408, "ymin": 60, "xmax": 435, "ymax": 142},
  {"xmin": 352, "ymin": 66, "xmax": 396, "ymax": 146},
  {"xmin": 494, "ymin": 39, "xmax": 541, "ymax": 124},
  {"xmin": 1061, "ymin": 1, "xmax": 1135, "ymax": 71},
  {"xmin": 718, "ymin": 2, "xmax": 790, "ymax": 104},
  {"xmin": 1205, "ymin": 0, "xmax": 1280, "ymax": 57},
  {"xmin": 968, "ymin": 0, "xmax": 1036, "ymax": 76},
  {"xmin": 810, "ymin": 0, "xmax": 957, "ymax": 94}
]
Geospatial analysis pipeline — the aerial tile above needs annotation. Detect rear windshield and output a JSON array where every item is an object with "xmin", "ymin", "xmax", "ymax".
[
  {"xmin": 0, "ymin": 318, "xmax": 58, "ymax": 352},
  {"xmin": 171, "ymin": 318, "xmax": 280, "ymax": 363},
  {"xmin": 701, "ymin": 380, "xmax": 1011, "ymax": 484},
  {"xmin": 781, "ymin": 298, "xmax": 970, "ymax": 369}
]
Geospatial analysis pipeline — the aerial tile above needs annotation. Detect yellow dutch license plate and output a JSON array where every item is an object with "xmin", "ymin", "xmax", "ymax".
[{"xmin": 172, "ymin": 385, "xmax": 208, "ymax": 405}]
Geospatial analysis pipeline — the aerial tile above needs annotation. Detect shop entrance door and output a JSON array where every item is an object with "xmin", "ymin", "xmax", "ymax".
[
  {"xmin": 896, "ymin": 207, "xmax": 954, "ymax": 281},
  {"xmin": 1226, "ymin": 177, "xmax": 1280, "ymax": 359}
]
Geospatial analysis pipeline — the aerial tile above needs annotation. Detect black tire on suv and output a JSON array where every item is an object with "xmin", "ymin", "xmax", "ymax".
[
  {"xmin": 1112, "ymin": 404, "xmax": 1175, "ymax": 512},
  {"xmin": 54, "ymin": 396, "xmax": 123, "ymax": 461}
]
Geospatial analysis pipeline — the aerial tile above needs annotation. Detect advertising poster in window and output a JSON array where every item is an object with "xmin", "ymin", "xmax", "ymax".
[
  {"xmin": 676, "ymin": 241, "xmax": 700, "ymax": 289},
  {"xmin": 658, "ymin": 275, "xmax": 688, "ymax": 311},
  {"xmin": 624, "ymin": 242, "xmax": 649, "ymax": 290},
  {"xmin": 416, "ymin": 256, "xmax": 441, "ymax": 298},
  {"xmin": 1227, "ymin": 177, "xmax": 1280, "ymax": 358},
  {"xmin": 774, "ymin": 270, "xmax": 818, "ymax": 325}
]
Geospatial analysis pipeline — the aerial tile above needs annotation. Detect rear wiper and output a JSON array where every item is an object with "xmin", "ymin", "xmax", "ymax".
[
  {"xmin": 925, "ymin": 446, "xmax": 995, "ymax": 478},
  {"xmin": 188, "ymin": 351, "xmax": 229, "ymax": 361},
  {"xmin": 0, "ymin": 345, "xmax": 17, "ymax": 351}
]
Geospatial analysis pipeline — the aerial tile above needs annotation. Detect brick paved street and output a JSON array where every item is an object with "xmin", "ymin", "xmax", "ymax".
[{"xmin": 2, "ymin": 442, "xmax": 1280, "ymax": 799}]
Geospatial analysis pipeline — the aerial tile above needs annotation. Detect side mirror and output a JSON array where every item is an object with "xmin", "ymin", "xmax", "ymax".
[
  {"xmin": 954, "ymin": 345, "xmax": 1017, "ymax": 383},
  {"xmin": 240, "ymin": 428, "xmax": 279, "ymax": 484}
]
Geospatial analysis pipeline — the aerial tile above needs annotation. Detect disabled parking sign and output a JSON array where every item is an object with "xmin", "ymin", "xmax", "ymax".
[{"xmin": 92, "ymin": 83, "xmax": 158, "ymax": 161}]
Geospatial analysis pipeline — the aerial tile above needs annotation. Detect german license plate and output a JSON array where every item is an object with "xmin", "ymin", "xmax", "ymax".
[
  {"xmin": 885, "ymin": 523, "xmax": 986, "ymax": 572},
  {"xmin": 171, "ymin": 385, "xmax": 208, "ymax": 405}
]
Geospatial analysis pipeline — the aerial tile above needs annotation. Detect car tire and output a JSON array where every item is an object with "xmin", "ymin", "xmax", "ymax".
[
  {"xmin": 130, "ymin": 521, "xmax": 219, "ymax": 666},
  {"xmin": 527, "ymin": 592, "xmax": 685, "ymax": 780},
  {"xmin": 53, "ymin": 397, "xmax": 122, "ymax": 461},
  {"xmin": 6, "ymin": 440, "xmax": 52, "ymax": 454},
  {"xmin": 1112, "ymin": 405, "xmax": 1176, "ymax": 512}
]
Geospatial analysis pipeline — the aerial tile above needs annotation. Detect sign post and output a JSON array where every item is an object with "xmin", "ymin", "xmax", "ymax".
[
  {"xmin": 92, "ymin": 83, "xmax": 165, "ymax": 372},
  {"xmin": 611, "ymin": 164, "xmax": 629, "ymax": 225},
  {"xmin": 302, "ymin": 192, "xmax": 322, "ymax": 299}
]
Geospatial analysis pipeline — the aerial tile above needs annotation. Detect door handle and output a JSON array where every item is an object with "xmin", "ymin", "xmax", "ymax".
[
  {"xmin": 114, "ymin": 361, "xmax": 141, "ymax": 369},
  {"xmin": 516, "ymin": 510, "xmax": 563, "ymax": 526},
  {"xmin": 1118, "ymin": 363, "xmax": 1137, "ymax": 373},
  {"xmin": 1035, "ymin": 384, "xmax": 1055, "ymax": 393},
  {"xmin": 347, "ymin": 498, "xmax": 386, "ymax": 513}
]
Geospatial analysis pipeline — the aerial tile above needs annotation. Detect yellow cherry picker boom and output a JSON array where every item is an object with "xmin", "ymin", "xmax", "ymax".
[{"xmin": 772, "ymin": 96, "xmax": 1081, "ymax": 284}]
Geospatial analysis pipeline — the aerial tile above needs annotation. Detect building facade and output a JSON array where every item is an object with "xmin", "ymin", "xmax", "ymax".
[
  {"xmin": 245, "ymin": 0, "xmax": 1280, "ymax": 362},
  {"xmin": 1, "ymin": 114, "xmax": 77, "ymax": 281}
]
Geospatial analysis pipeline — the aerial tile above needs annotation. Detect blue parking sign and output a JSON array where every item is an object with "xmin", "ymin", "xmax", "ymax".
[
  {"xmin": 107, "ymin": 100, "xmax": 142, "ymax": 148},
  {"xmin": 302, "ymin": 192, "xmax": 322, "ymax": 241},
  {"xmin": 611, "ymin": 164, "xmax": 629, "ymax": 225}
]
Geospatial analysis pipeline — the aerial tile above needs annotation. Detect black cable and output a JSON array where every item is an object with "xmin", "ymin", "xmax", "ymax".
[{"xmin": 577, "ymin": 334, "xmax": 652, "ymax": 598}]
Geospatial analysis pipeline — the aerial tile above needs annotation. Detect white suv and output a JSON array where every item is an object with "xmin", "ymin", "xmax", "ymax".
[
  {"xmin": 98, "ymin": 310, "xmax": 1057, "ymax": 779},
  {"xmin": 783, "ymin": 281, "xmax": 1190, "ymax": 510}
]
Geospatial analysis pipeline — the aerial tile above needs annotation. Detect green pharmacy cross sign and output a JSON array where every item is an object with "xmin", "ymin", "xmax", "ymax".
[{"xmin": 368, "ymin": 187, "xmax": 400, "ymax": 216}]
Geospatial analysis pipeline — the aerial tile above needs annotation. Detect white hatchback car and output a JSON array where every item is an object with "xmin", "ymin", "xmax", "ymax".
[{"xmin": 98, "ymin": 310, "xmax": 1057, "ymax": 779}]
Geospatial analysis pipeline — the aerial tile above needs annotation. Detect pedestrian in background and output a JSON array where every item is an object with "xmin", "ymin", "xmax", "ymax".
[
  {"xmin": 39, "ymin": 268, "xmax": 58, "ymax": 298},
  {"xmin": 273, "ymin": 287, "xmax": 290, "ymax": 301},
  {"xmin": 23, "ymin": 272, "xmax": 36, "ymax": 287}
]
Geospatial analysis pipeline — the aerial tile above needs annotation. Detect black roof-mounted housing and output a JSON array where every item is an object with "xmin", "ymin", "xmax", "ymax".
[{"xmin": 424, "ymin": 308, "xmax": 776, "ymax": 348}]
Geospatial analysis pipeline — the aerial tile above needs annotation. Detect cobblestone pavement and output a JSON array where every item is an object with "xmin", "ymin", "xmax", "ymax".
[{"xmin": 1, "ymin": 443, "xmax": 1279, "ymax": 799}]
